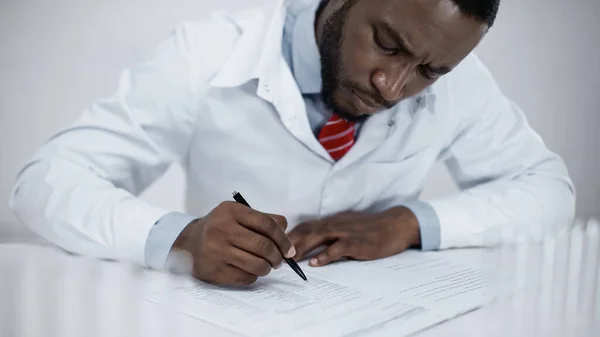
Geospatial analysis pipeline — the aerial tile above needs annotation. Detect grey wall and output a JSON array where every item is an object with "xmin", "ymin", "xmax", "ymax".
[{"xmin": 1, "ymin": 0, "xmax": 599, "ymax": 239}]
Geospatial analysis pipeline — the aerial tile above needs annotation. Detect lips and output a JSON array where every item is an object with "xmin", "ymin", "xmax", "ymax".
[{"xmin": 351, "ymin": 89, "xmax": 381, "ymax": 115}]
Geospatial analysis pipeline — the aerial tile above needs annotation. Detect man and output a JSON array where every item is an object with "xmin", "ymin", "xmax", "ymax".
[{"xmin": 10, "ymin": 0, "xmax": 575, "ymax": 286}]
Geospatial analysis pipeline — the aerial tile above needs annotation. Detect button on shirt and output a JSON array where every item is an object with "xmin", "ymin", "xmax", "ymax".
[{"xmin": 144, "ymin": 0, "xmax": 440, "ymax": 269}]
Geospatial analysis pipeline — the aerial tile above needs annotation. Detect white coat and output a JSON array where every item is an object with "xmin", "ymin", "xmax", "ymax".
[{"xmin": 9, "ymin": 0, "xmax": 575, "ymax": 266}]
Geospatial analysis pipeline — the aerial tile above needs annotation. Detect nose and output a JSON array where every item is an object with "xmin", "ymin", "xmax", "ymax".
[{"xmin": 372, "ymin": 62, "xmax": 414, "ymax": 102}]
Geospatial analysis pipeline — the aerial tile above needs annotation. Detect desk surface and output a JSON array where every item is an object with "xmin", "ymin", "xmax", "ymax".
[{"xmin": 0, "ymin": 242, "xmax": 596, "ymax": 337}]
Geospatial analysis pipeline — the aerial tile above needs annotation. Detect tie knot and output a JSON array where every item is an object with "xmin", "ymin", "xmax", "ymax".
[{"xmin": 318, "ymin": 113, "xmax": 356, "ymax": 161}]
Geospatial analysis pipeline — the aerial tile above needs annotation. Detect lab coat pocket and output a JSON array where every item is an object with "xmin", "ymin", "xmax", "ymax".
[{"xmin": 360, "ymin": 149, "xmax": 434, "ymax": 212}]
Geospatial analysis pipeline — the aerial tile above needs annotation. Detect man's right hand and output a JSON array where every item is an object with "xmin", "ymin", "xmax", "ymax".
[{"xmin": 170, "ymin": 201, "xmax": 296, "ymax": 286}]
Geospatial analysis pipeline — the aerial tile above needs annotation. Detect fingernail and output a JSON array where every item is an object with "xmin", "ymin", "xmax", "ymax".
[
  {"xmin": 274, "ymin": 261, "xmax": 282, "ymax": 269},
  {"xmin": 286, "ymin": 246, "xmax": 296, "ymax": 258},
  {"xmin": 310, "ymin": 258, "xmax": 318, "ymax": 266}
]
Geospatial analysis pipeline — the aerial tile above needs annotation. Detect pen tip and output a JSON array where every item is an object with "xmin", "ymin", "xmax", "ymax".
[{"xmin": 232, "ymin": 191, "xmax": 238, "ymax": 196}]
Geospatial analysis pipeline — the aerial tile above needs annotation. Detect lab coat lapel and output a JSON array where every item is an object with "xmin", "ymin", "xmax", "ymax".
[
  {"xmin": 339, "ymin": 97, "xmax": 434, "ymax": 168},
  {"xmin": 209, "ymin": 0, "xmax": 333, "ymax": 162},
  {"xmin": 267, "ymin": 58, "xmax": 334, "ymax": 162},
  {"xmin": 335, "ymin": 108, "xmax": 400, "ymax": 167}
]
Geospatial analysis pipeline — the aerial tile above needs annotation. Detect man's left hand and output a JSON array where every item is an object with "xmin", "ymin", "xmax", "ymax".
[{"xmin": 288, "ymin": 207, "xmax": 421, "ymax": 267}]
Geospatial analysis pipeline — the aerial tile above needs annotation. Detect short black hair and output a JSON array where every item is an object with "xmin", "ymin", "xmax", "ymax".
[
  {"xmin": 322, "ymin": 0, "xmax": 501, "ymax": 29},
  {"xmin": 450, "ymin": 0, "xmax": 500, "ymax": 28}
]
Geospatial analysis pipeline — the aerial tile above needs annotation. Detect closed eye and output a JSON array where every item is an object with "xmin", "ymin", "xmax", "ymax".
[
  {"xmin": 373, "ymin": 30, "xmax": 397, "ymax": 54},
  {"xmin": 417, "ymin": 66, "xmax": 435, "ymax": 80}
]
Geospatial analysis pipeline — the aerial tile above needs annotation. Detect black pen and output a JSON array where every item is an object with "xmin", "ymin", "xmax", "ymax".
[{"xmin": 232, "ymin": 191, "xmax": 308, "ymax": 282}]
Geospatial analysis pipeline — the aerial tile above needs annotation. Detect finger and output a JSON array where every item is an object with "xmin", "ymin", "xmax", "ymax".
[
  {"xmin": 216, "ymin": 264, "xmax": 258, "ymax": 286},
  {"xmin": 229, "ymin": 226, "xmax": 283, "ymax": 269},
  {"xmin": 233, "ymin": 206, "xmax": 295, "ymax": 258},
  {"xmin": 287, "ymin": 222, "xmax": 312, "ymax": 244},
  {"xmin": 226, "ymin": 247, "xmax": 273, "ymax": 277},
  {"xmin": 291, "ymin": 226, "xmax": 336, "ymax": 261},
  {"xmin": 287, "ymin": 220, "xmax": 324, "ymax": 245},
  {"xmin": 309, "ymin": 240, "xmax": 348, "ymax": 267},
  {"xmin": 265, "ymin": 213, "xmax": 288, "ymax": 230}
]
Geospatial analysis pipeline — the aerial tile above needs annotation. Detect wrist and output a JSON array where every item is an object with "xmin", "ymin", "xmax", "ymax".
[
  {"xmin": 145, "ymin": 212, "xmax": 198, "ymax": 270},
  {"xmin": 172, "ymin": 218, "xmax": 202, "ymax": 252},
  {"xmin": 384, "ymin": 206, "xmax": 421, "ymax": 248},
  {"xmin": 167, "ymin": 218, "xmax": 202, "ymax": 273}
]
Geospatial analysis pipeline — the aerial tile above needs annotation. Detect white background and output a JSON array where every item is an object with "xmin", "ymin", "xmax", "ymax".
[{"xmin": 1, "ymin": 0, "xmax": 599, "ymax": 239}]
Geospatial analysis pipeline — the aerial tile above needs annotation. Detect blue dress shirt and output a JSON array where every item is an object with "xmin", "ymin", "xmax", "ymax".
[{"xmin": 144, "ymin": 0, "xmax": 440, "ymax": 270}]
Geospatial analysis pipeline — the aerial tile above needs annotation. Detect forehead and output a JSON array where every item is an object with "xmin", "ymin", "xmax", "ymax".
[{"xmin": 351, "ymin": 0, "xmax": 487, "ymax": 66}]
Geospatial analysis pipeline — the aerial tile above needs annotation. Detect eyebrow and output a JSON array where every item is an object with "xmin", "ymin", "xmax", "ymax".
[
  {"xmin": 380, "ymin": 21, "xmax": 452, "ymax": 76},
  {"xmin": 380, "ymin": 21, "xmax": 417, "ymax": 57}
]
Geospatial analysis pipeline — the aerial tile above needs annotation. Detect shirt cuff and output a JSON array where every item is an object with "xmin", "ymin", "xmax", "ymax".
[
  {"xmin": 144, "ymin": 211, "xmax": 197, "ymax": 270},
  {"xmin": 401, "ymin": 200, "xmax": 441, "ymax": 251}
]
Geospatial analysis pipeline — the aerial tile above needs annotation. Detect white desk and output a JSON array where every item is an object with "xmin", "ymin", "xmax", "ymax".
[{"xmin": 0, "ymin": 240, "xmax": 597, "ymax": 337}]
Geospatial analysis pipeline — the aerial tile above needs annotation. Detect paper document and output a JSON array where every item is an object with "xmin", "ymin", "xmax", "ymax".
[{"xmin": 147, "ymin": 250, "xmax": 490, "ymax": 337}]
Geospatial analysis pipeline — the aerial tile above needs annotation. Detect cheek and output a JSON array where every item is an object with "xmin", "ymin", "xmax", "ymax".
[
  {"xmin": 342, "ymin": 25, "xmax": 380, "ymax": 80},
  {"xmin": 333, "ymin": 89, "xmax": 347, "ymax": 106},
  {"xmin": 403, "ymin": 78, "xmax": 437, "ymax": 98}
]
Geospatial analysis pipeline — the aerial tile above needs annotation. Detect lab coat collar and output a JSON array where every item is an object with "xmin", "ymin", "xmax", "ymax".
[{"xmin": 209, "ymin": 0, "xmax": 286, "ymax": 89}]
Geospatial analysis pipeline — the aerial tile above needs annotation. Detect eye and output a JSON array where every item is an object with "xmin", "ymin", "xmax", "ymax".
[
  {"xmin": 417, "ymin": 66, "xmax": 436, "ymax": 80},
  {"xmin": 373, "ymin": 30, "xmax": 396, "ymax": 54}
]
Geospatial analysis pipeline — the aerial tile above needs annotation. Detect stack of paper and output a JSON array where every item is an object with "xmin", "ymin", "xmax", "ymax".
[{"xmin": 148, "ymin": 249, "xmax": 490, "ymax": 337}]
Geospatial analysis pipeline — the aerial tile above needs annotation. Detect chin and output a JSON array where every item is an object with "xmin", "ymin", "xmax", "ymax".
[
  {"xmin": 329, "ymin": 91, "xmax": 361, "ymax": 118},
  {"xmin": 333, "ymin": 100, "xmax": 363, "ymax": 119}
]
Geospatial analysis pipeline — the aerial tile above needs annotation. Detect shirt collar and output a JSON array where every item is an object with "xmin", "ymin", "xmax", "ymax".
[{"xmin": 289, "ymin": 1, "xmax": 323, "ymax": 94}]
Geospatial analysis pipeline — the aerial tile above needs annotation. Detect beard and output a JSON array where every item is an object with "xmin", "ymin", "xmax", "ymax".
[{"xmin": 317, "ymin": 0, "xmax": 368, "ymax": 123}]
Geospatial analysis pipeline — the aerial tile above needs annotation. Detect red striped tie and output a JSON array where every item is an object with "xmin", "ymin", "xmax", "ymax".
[{"xmin": 318, "ymin": 114, "xmax": 356, "ymax": 161}]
